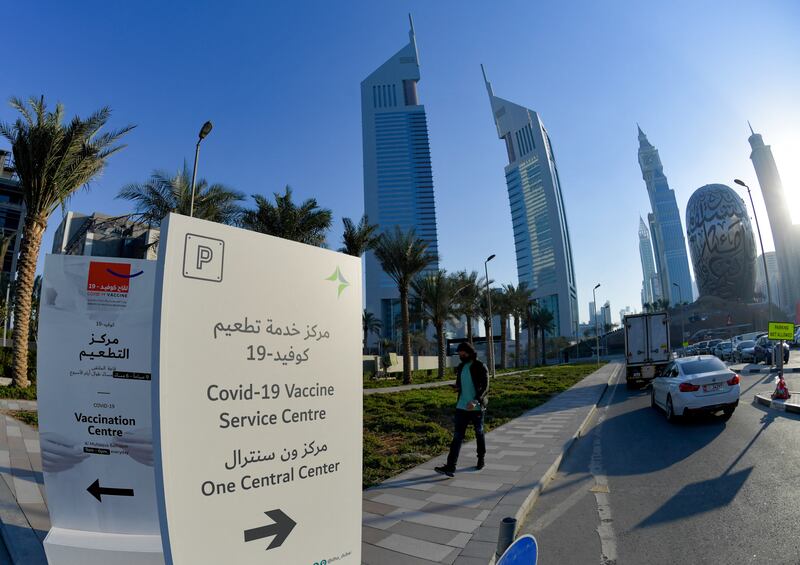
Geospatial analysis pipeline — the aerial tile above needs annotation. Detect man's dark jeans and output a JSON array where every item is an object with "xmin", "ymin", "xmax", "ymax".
[{"xmin": 446, "ymin": 409, "xmax": 486, "ymax": 468}]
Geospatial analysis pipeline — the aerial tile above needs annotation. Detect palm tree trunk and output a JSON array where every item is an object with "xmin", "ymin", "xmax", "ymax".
[
  {"xmin": 436, "ymin": 322, "xmax": 446, "ymax": 380},
  {"xmin": 500, "ymin": 316, "xmax": 507, "ymax": 369},
  {"xmin": 12, "ymin": 216, "xmax": 45, "ymax": 388},
  {"xmin": 526, "ymin": 313, "xmax": 533, "ymax": 367},
  {"xmin": 541, "ymin": 328, "xmax": 547, "ymax": 366},
  {"xmin": 533, "ymin": 326, "xmax": 540, "ymax": 366},
  {"xmin": 466, "ymin": 316, "xmax": 473, "ymax": 346},
  {"xmin": 363, "ymin": 326, "xmax": 367, "ymax": 354},
  {"xmin": 400, "ymin": 286, "xmax": 412, "ymax": 385},
  {"xmin": 514, "ymin": 314, "xmax": 521, "ymax": 368}
]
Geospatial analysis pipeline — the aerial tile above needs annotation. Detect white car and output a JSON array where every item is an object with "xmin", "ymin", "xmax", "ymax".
[{"xmin": 651, "ymin": 355, "xmax": 740, "ymax": 422}]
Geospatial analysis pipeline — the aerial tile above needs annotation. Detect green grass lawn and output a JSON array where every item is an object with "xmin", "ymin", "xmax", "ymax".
[
  {"xmin": 0, "ymin": 385, "xmax": 37, "ymax": 400},
  {"xmin": 4, "ymin": 410, "xmax": 38, "ymax": 428},
  {"xmin": 362, "ymin": 363, "xmax": 599, "ymax": 488},
  {"xmin": 363, "ymin": 365, "xmax": 526, "ymax": 389}
]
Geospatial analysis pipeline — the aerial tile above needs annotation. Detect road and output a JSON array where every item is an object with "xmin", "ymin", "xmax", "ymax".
[{"xmin": 519, "ymin": 365, "xmax": 800, "ymax": 565}]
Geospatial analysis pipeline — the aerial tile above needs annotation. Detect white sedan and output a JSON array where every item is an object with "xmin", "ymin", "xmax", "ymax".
[{"xmin": 651, "ymin": 355, "xmax": 740, "ymax": 422}]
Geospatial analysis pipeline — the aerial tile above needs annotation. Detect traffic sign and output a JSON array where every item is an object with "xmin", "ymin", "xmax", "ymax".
[
  {"xmin": 768, "ymin": 321, "xmax": 794, "ymax": 341},
  {"xmin": 497, "ymin": 534, "xmax": 538, "ymax": 564},
  {"xmin": 152, "ymin": 214, "xmax": 362, "ymax": 564}
]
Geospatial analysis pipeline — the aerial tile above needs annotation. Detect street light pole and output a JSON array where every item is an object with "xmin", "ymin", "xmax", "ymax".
[
  {"xmin": 734, "ymin": 179, "xmax": 773, "ymax": 322},
  {"xmin": 673, "ymin": 282, "xmax": 684, "ymax": 354},
  {"xmin": 189, "ymin": 121, "xmax": 214, "ymax": 218},
  {"xmin": 593, "ymin": 283, "xmax": 601, "ymax": 366},
  {"xmin": 484, "ymin": 254, "xmax": 496, "ymax": 378}
]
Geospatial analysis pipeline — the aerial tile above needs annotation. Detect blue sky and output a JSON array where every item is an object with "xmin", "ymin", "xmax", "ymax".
[{"xmin": 2, "ymin": 0, "xmax": 799, "ymax": 324}]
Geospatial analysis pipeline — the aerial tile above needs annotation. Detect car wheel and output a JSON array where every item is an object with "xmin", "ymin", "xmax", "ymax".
[
  {"xmin": 665, "ymin": 395, "xmax": 679, "ymax": 423},
  {"xmin": 650, "ymin": 388, "xmax": 657, "ymax": 409}
]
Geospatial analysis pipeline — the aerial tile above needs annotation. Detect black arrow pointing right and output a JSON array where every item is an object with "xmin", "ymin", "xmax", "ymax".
[{"xmin": 243, "ymin": 509, "xmax": 297, "ymax": 550}]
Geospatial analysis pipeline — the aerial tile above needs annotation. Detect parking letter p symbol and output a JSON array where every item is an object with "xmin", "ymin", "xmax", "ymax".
[{"xmin": 196, "ymin": 246, "xmax": 213, "ymax": 270}]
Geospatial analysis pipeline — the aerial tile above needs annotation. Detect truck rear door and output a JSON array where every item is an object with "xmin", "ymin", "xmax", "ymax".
[
  {"xmin": 648, "ymin": 313, "xmax": 671, "ymax": 362},
  {"xmin": 626, "ymin": 315, "xmax": 648, "ymax": 365}
]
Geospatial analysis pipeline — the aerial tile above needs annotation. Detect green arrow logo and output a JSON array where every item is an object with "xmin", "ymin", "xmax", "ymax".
[{"xmin": 325, "ymin": 267, "xmax": 349, "ymax": 298}]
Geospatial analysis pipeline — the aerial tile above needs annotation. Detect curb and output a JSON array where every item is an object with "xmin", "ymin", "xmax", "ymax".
[
  {"xmin": 741, "ymin": 367, "xmax": 800, "ymax": 375},
  {"xmin": 487, "ymin": 363, "xmax": 622, "ymax": 565},
  {"xmin": 753, "ymin": 392, "xmax": 800, "ymax": 415}
]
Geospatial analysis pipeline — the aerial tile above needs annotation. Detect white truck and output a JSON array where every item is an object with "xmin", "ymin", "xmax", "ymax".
[{"xmin": 624, "ymin": 312, "xmax": 671, "ymax": 389}]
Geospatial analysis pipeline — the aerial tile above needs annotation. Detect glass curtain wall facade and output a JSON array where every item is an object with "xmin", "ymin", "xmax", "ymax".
[
  {"xmin": 637, "ymin": 126, "xmax": 693, "ymax": 306},
  {"xmin": 483, "ymin": 67, "xmax": 578, "ymax": 338},
  {"xmin": 362, "ymin": 18, "xmax": 439, "ymax": 342}
]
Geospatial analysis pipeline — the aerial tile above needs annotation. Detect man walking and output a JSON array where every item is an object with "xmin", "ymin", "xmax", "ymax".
[{"xmin": 435, "ymin": 342, "xmax": 489, "ymax": 477}]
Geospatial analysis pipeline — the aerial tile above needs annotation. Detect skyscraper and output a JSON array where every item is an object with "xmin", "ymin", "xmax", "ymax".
[
  {"xmin": 362, "ymin": 16, "xmax": 439, "ymax": 341},
  {"xmin": 754, "ymin": 252, "xmax": 780, "ymax": 306},
  {"xmin": 748, "ymin": 125, "xmax": 800, "ymax": 316},
  {"xmin": 638, "ymin": 216, "xmax": 660, "ymax": 307},
  {"xmin": 637, "ymin": 126, "xmax": 693, "ymax": 306},
  {"xmin": 483, "ymin": 66, "xmax": 578, "ymax": 338}
]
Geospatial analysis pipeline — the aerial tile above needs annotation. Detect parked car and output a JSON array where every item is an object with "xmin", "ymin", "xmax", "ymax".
[
  {"xmin": 692, "ymin": 341, "xmax": 708, "ymax": 355},
  {"xmin": 733, "ymin": 340, "xmax": 756, "ymax": 363},
  {"xmin": 754, "ymin": 335, "xmax": 790, "ymax": 365},
  {"xmin": 704, "ymin": 339, "xmax": 723, "ymax": 354},
  {"xmin": 793, "ymin": 327, "xmax": 800, "ymax": 348},
  {"xmin": 713, "ymin": 340, "xmax": 733, "ymax": 361},
  {"xmin": 651, "ymin": 355, "xmax": 740, "ymax": 422}
]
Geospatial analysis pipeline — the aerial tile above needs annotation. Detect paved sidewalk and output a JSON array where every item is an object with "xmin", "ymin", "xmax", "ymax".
[
  {"xmin": 0, "ymin": 399, "xmax": 49, "ymax": 564},
  {"xmin": 362, "ymin": 362, "xmax": 621, "ymax": 564}
]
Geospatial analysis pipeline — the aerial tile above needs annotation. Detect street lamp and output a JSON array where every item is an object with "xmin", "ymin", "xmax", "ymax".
[
  {"xmin": 484, "ymin": 254, "xmax": 496, "ymax": 378},
  {"xmin": 673, "ymin": 282, "xmax": 685, "ymax": 354},
  {"xmin": 189, "ymin": 120, "xmax": 214, "ymax": 218},
  {"xmin": 593, "ymin": 283, "xmax": 601, "ymax": 366},
  {"xmin": 734, "ymin": 179, "xmax": 773, "ymax": 322}
]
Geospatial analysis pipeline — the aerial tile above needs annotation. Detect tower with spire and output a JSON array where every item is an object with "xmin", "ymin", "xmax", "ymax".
[
  {"xmin": 637, "ymin": 126, "xmax": 693, "ymax": 306},
  {"xmin": 748, "ymin": 124, "xmax": 800, "ymax": 316},
  {"xmin": 361, "ymin": 15, "xmax": 440, "ymax": 344},
  {"xmin": 482, "ymin": 65, "xmax": 578, "ymax": 339}
]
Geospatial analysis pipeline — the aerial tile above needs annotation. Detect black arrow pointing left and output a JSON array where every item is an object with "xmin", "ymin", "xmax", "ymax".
[
  {"xmin": 87, "ymin": 479, "xmax": 134, "ymax": 502},
  {"xmin": 244, "ymin": 509, "xmax": 297, "ymax": 550}
]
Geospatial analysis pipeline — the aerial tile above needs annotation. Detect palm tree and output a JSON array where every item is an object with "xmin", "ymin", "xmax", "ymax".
[
  {"xmin": 117, "ymin": 164, "xmax": 244, "ymax": 226},
  {"xmin": 339, "ymin": 215, "xmax": 379, "ymax": 257},
  {"xmin": 412, "ymin": 270, "xmax": 464, "ymax": 380},
  {"xmin": 373, "ymin": 227, "xmax": 437, "ymax": 384},
  {"xmin": 506, "ymin": 283, "xmax": 534, "ymax": 368},
  {"xmin": 494, "ymin": 288, "xmax": 514, "ymax": 370},
  {"xmin": 241, "ymin": 186, "xmax": 332, "ymax": 247},
  {"xmin": 362, "ymin": 310, "xmax": 382, "ymax": 354},
  {"xmin": 453, "ymin": 270, "xmax": 484, "ymax": 346},
  {"xmin": 532, "ymin": 307, "xmax": 555, "ymax": 365},
  {"xmin": 527, "ymin": 301, "xmax": 540, "ymax": 366},
  {"xmin": 1, "ymin": 96, "xmax": 134, "ymax": 387}
]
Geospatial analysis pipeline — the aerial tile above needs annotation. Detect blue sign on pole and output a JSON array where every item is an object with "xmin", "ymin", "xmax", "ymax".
[{"xmin": 497, "ymin": 534, "xmax": 538, "ymax": 565}]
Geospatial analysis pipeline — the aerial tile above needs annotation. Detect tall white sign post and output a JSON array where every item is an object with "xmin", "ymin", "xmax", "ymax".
[
  {"xmin": 38, "ymin": 255, "xmax": 163, "ymax": 564},
  {"xmin": 152, "ymin": 214, "xmax": 362, "ymax": 564}
]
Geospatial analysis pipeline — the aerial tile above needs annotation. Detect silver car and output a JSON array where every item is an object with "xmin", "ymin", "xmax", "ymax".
[{"xmin": 733, "ymin": 340, "xmax": 756, "ymax": 363}]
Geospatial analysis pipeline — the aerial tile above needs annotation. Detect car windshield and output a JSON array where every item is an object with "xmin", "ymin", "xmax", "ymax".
[
  {"xmin": 680, "ymin": 358, "xmax": 727, "ymax": 374},
  {"xmin": 738, "ymin": 341, "xmax": 755, "ymax": 349},
  {"xmin": 720, "ymin": 343, "xmax": 731, "ymax": 349}
]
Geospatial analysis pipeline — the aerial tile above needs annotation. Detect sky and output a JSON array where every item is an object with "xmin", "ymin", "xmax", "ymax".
[{"xmin": 2, "ymin": 0, "xmax": 799, "ymax": 325}]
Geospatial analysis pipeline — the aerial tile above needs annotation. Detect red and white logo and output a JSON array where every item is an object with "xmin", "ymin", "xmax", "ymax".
[{"xmin": 87, "ymin": 262, "xmax": 132, "ymax": 294}]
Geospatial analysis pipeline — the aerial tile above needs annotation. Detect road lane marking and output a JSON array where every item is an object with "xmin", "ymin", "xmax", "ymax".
[{"xmin": 591, "ymin": 371, "xmax": 619, "ymax": 565}]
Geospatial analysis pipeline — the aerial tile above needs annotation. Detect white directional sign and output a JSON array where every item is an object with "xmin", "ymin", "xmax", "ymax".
[
  {"xmin": 38, "ymin": 255, "xmax": 163, "ymax": 563},
  {"xmin": 152, "ymin": 214, "xmax": 362, "ymax": 564}
]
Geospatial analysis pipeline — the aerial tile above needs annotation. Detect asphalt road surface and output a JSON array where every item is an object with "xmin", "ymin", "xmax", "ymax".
[{"xmin": 519, "ymin": 367, "xmax": 800, "ymax": 565}]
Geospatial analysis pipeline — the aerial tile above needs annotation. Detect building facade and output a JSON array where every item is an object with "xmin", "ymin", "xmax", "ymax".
[
  {"xmin": 361, "ymin": 17, "xmax": 439, "ymax": 341},
  {"xmin": 638, "ymin": 216, "xmax": 661, "ymax": 307},
  {"xmin": 484, "ymin": 67, "xmax": 578, "ymax": 338},
  {"xmin": 637, "ymin": 126, "xmax": 693, "ymax": 306},
  {"xmin": 748, "ymin": 125, "xmax": 800, "ymax": 316},
  {"xmin": 754, "ymin": 252, "xmax": 780, "ymax": 305},
  {"xmin": 52, "ymin": 212, "xmax": 159, "ymax": 260},
  {"xmin": 0, "ymin": 150, "xmax": 24, "ymax": 281}
]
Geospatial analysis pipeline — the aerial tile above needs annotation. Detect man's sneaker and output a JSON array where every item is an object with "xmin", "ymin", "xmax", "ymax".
[
  {"xmin": 434, "ymin": 465, "xmax": 455, "ymax": 477},
  {"xmin": 476, "ymin": 457, "xmax": 485, "ymax": 470}
]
